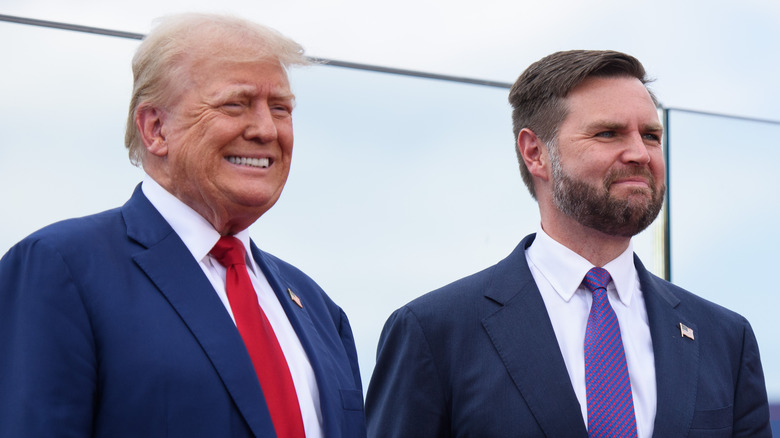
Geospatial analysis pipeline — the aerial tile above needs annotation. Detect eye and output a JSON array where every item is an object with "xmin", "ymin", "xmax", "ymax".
[
  {"xmin": 595, "ymin": 131, "xmax": 616, "ymax": 138},
  {"xmin": 220, "ymin": 101, "xmax": 247, "ymax": 116},
  {"xmin": 270, "ymin": 104, "xmax": 293, "ymax": 117},
  {"xmin": 642, "ymin": 133, "xmax": 662, "ymax": 142}
]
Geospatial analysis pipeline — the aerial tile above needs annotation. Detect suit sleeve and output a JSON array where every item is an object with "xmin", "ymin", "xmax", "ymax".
[
  {"xmin": 366, "ymin": 306, "xmax": 449, "ymax": 438},
  {"xmin": 0, "ymin": 240, "xmax": 96, "ymax": 437},
  {"xmin": 732, "ymin": 320, "xmax": 772, "ymax": 437}
]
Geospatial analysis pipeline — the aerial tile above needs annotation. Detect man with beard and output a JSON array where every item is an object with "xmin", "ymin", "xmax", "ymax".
[{"xmin": 365, "ymin": 50, "xmax": 771, "ymax": 437}]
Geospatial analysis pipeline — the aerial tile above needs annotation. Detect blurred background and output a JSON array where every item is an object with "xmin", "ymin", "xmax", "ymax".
[{"xmin": 2, "ymin": 0, "xmax": 779, "ymax": 430}]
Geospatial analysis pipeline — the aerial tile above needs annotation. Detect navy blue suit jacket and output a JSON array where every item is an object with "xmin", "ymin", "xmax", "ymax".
[
  {"xmin": 0, "ymin": 186, "xmax": 366, "ymax": 437},
  {"xmin": 366, "ymin": 234, "xmax": 771, "ymax": 437}
]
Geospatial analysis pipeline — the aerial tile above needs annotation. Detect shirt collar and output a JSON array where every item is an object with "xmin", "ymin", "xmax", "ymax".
[
  {"xmin": 141, "ymin": 175, "xmax": 254, "ymax": 267},
  {"xmin": 527, "ymin": 225, "xmax": 637, "ymax": 306}
]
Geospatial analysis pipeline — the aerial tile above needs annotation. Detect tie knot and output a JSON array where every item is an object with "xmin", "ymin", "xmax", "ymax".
[
  {"xmin": 583, "ymin": 267, "xmax": 612, "ymax": 293},
  {"xmin": 210, "ymin": 236, "xmax": 247, "ymax": 267}
]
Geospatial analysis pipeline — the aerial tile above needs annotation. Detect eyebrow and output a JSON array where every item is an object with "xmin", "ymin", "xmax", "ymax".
[
  {"xmin": 586, "ymin": 120, "xmax": 664, "ymax": 133},
  {"xmin": 213, "ymin": 85, "xmax": 295, "ymax": 102}
]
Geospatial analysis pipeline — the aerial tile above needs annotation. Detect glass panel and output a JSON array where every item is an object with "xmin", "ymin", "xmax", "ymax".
[{"xmin": 668, "ymin": 109, "xmax": 780, "ymax": 404}]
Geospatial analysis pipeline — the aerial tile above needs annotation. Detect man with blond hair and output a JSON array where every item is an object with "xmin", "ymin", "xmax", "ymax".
[{"xmin": 0, "ymin": 13, "xmax": 366, "ymax": 437}]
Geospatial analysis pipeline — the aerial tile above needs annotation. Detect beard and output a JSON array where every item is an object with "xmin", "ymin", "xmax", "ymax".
[{"xmin": 550, "ymin": 151, "xmax": 666, "ymax": 237}]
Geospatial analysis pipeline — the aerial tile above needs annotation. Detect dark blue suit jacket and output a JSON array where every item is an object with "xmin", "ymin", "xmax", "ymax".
[
  {"xmin": 0, "ymin": 186, "xmax": 366, "ymax": 437},
  {"xmin": 366, "ymin": 234, "xmax": 771, "ymax": 437}
]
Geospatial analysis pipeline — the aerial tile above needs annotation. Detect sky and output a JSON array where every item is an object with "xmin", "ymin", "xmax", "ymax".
[
  {"xmin": 2, "ymin": 0, "xmax": 780, "ymax": 401},
  {"xmin": 3, "ymin": 0, "xmax": 780, "ymax": 122}
]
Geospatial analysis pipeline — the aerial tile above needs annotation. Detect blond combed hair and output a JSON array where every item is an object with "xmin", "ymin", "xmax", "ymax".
[{"xmin": 124, "ymin": 13, "xmax": 308, "ymax": 166}]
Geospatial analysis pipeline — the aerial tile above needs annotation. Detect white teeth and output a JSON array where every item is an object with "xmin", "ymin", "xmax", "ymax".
[{"xmin": 227, "ymin": 156, "xmax": 269, "ymax": 168}]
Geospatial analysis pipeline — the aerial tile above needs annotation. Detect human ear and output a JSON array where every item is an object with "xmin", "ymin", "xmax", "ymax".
[
  {"xmin": 135, "ymin": 104, "xmax": 168, "ymax": 157},
  {"xmin": 517, "ymin": 128, "xmax": 549, "ymax": 182}
]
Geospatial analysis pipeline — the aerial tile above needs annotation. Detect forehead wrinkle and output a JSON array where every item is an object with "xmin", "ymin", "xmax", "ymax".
[
  {"xmin": 211, "ymin": 84, "xmax": 295, "ymax": 102},
  {"xmin": 211, "ymin": 85, "xmax": 256, "ymax": 100}
]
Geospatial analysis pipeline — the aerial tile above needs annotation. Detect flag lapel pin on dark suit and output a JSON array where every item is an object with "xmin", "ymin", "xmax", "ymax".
[
  {"xmin": 679, "ymin": 323, "xmax": 694, "ymax": 340},
  {"xmin": 288, "ymin": 288, "xmax": 303, "ymax": 308}
]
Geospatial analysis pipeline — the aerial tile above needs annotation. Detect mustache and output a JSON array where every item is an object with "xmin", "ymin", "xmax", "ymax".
[{"xmin": 603, "ymin": 167, "xmax": 656, "ymax": 189}]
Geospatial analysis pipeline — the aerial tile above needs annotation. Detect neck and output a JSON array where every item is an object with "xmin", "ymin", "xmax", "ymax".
[
  {"xmin": 539, "ymin": 208, "xmax": 631, "ymax": 267},
  {"xmin": 144, "ymin": 168, "xmax": 260, "ymax": 236}
]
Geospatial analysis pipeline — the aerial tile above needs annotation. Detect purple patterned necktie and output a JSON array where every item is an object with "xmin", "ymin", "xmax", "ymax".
[{"xmin": 583, "ymin": 267, "xmax": 638, "ymax": 438}]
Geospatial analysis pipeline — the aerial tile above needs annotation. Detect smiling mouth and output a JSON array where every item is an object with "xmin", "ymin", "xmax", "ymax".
[{"xmin": 226, "ymin": 156, "xmax": 270, "ymax": 168}]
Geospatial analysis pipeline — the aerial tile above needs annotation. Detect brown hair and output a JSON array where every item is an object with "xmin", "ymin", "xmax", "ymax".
[{"xmin": 508, "ymin": 50, "xmax": 655, "ymax": 199}]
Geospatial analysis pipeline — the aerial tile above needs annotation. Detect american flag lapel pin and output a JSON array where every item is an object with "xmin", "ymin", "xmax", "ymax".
[
  {"xmin": 287, "ymin": 288, "xmax": 303, "ymax": 308},
  {"xmin": 679, "ymin": 323, "xmax": 694, "ymax": 340}
]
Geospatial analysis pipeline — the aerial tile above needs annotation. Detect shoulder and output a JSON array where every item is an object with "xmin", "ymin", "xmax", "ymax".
[
  {"xmin": 641, "ymin": 267, "xmax": 750, "ymax": 326},
  {"xmin": 638, "ymin": 266, "xmax": 756, "ymax": 354},
  {"xmin": 404, "ymin": 235, "xmax": 536, "ymax": 319},
  {"xmin": 5, "ymin": 207, "xmax": 125, "ymax": 261},
  {"xmin": 254, "ymin": 249, "xmax": 327, "ymax": 296},
  {"xmin": 403, "ymin": 263, "xmax": 499, "ymax": 319},
  {"xmin": 392, "ymin": 237, "xmax": 536, "ymax": 335},
  {"xmin": 258, "ymin": 250, "xmax": 316, "ymax": 281},
  {"xmin": 640, "ymin": 268, "xmax": 771, "ymax": 436},
  {"xmin": 0, "ymin": 207, "xmax": 133, "ymax": 308},
  {"xmin": 250, "ymin": 246, "xmax": 345, "ymax": 322}
]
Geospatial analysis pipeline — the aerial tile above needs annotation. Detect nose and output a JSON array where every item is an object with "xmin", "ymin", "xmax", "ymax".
[
  {"xmin": 244, "ymin": 105, "xmax": 278, "ymax": 143},
  {"xmin": 622, "ymin": 132, "xmax": 652, "ymax": 165}
]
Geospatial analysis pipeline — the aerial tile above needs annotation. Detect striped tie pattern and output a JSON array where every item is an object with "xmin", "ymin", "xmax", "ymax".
[{"xmin": 583, "ymin": 267, "xmax": 637, "ymax": 438}]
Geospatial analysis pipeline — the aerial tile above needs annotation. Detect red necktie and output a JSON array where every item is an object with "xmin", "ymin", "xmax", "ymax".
[
  {"xmin": 211, "ymin": 236, "xmax": 306, "ymax": 438},
  {"xmin": 583, "ymin": 267, "xmax": 637, "ymax": 438}
]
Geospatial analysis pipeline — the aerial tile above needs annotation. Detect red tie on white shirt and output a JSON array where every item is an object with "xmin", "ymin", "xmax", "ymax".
[{"xmin": 211, "ymin": 236, "xmax": 305, "ymax": 438}]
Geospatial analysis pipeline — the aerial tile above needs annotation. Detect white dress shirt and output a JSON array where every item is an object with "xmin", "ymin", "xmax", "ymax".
[
  {"xmin": 525, "ymin": 226, "xmax": 656, "ymax": 438},
  {"xmin": 142, "ymin": 176, "xmax": 323, "ymax": 438}
]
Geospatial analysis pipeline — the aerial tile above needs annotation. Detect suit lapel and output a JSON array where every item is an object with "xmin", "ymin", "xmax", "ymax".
[
  {"xmin": 250, "ymin": 244, "xmax": 343, "ymax": 437},
  {"xmin": 636, "ymin": 257, "xmax": 699, "ymax": 438},
  {"xmin": 474, "ymin": 236, "xmax": 701, "ymax": 438},
  {"xmin": 482, "ymin": 236, "xmax": 588, "ymax": 437},
  {"xmin": 249, "ymin": 244, "xmax": 314, "ymax": 343},
  {"xmin": 122, "ymin": 187, "xmax": 276, "ymax": 437}
]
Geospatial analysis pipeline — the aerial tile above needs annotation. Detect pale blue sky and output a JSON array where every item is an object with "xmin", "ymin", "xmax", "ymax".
[{"xmin": 3, "ymin": 0, "xmax": 780, "ymax": 120}]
